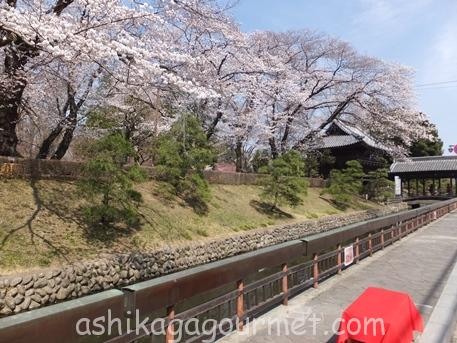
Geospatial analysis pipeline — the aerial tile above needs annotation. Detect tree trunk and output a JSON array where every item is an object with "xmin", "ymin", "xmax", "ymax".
[
  {"xmin": 0, "ymin": 45, "xmax": 29, "ymax": 157},
  {"xmin": 294, "ymin": 94, "xmax": 357, "ymax": 150},
  {"xmin": 0, "ymin": 0, "xmax": 73, "ymax": 157},
  {"xmin": 269, "ymin": 137, "xmax": 278, "ymax": 159},
  {"xmin": 280, "ymin": 105, "xmax": 301, "ymax": 154},
  {"xmin": 36, "ymin": 126, "xmax": 63, "ymax": 159},
  {"xmin": 235, "ymin": 139, "xmax": 243, "ymax": 172},
  {"xmin": 51, "ymin": 96, "xmax": 78, "ymax": 160},
  {"xmin": 51, "ymin": 126, "xmax": 76, "ymax": 160},
  {"xmin": 206, "ymin": 111, "xmax": 222, "ymax": 140},
  {"xmin": 0, "ymin": 101, "xmax": 21, "ymax": 157}
]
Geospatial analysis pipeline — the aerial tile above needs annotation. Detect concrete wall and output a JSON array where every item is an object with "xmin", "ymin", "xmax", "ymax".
[{"xmin": 0, "ymin": 203, "xmax": 406, "ymax": 316}]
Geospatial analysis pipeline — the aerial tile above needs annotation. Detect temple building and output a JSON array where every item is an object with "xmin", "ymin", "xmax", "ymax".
[
  {"xmin": 389, "ymin": 155, "xmax": 457, "ymax": 199},
  {"xmin": 312, "ymin": 119, "xmax": 392, "ymax": 177}
]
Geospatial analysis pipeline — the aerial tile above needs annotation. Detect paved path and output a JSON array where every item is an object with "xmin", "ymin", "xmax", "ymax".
[
  {"xmin": 221, "ymin": 211, "xmax": 457, "ymax": 343},
  {"xmin": 421, "ymin": 244, "xmax": 457, "ymax": 342}
]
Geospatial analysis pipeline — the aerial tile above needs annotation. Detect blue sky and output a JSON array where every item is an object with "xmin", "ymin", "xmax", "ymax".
[{"xmin": 226, "ymin": 0, "xmax": 457, "ymax": 154}]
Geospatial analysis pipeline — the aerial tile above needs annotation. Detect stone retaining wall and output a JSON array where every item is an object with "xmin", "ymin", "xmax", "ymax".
[{"xmin": 0, "ymin": 203, "xmax": 406, "ymax": 316}]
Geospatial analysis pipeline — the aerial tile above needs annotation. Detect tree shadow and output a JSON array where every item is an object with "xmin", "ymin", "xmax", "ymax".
[
  {"xmin": 82, "ymin": 220, "xmax": 141, "ymax": 246},
  {"xmin": 137, "ymin": 204, "xmax": 194, "ymax": 241},
  {"xmin": 151, "ymin": 182, "xmax": 209, "ymax": 215},
  {"xmin": 249, "ymin": 200, "xmax": 294, "ymax": 218},
  {"xmin": 184, "ymin": 196, "xmax": 209, "ymax": 216},
  {"xmin": 318, "ymin": 195, "xmax": 349, "ymax": 211},
  {"xmin": 0, "ymin": 178, "xmax": 143, "ymax": 258},
  {"xmin": 38, "ymin": 180, "xmax": 87, "ymax": 227},
  {"xmin": 29, "ymin": 180, "xmax": 130, "ymax": 247},
  {"xmin": 0, "ymin": 179, "xmax": 70, "ymax": 263}
]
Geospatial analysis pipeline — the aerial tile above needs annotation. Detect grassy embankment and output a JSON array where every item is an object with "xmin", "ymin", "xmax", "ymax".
[{"xmin": 0, "ymin": 179, "xmax": 378, "ymax": 274}]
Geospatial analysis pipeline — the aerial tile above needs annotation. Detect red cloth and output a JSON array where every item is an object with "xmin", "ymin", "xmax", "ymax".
[{"xmin": 336, "ymin": 287, "xmax": 424, "ymax": 343}]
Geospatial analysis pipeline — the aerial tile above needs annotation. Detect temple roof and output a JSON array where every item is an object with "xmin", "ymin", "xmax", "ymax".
[
  {"xmin": 318, "ymin": 135, "xmax": 359, "ymax": 148},
  {"xmin": 390, "ymin": 156, "xmax": 457, "ymax": 174},
  {"xmin": 317, "ymin": 119, "xmax": 390, "ymax": 152}
]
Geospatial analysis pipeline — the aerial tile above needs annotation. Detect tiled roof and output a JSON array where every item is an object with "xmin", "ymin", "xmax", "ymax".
[
  {"xmin": 320, "ymin": 135, "xmax": 360, "ymax": 148},
  {"xmin": 331, "ymin": 120, "xmax": 390, "ymax": 151},
  {"xmin": 314, "ymin": 119, "xmax": 390, "ymax": 152},
  {"xmin": 390, "ymin": 156, "xmax": 457, "ymax": 174}
]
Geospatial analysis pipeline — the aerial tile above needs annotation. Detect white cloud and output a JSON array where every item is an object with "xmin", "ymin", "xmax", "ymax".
[
  {"xmin": 352, "ymin": 0, "xmax": 434, "ymax": 38},
  {"xmin": 423, "ymin": 12, "xmax": 457, "ymax": 82}
]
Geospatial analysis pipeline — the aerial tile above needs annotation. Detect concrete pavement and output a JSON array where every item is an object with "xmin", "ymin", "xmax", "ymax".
[
  {"xmin": 421, "ymin": 249, "xmax": 457, "ymax": 342},
  {"xmin": 220, "ymin": 211, "xmax": 457, "ymax": 343}
]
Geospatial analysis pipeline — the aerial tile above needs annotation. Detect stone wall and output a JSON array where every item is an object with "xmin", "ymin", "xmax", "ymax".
[{"xmin": 0, "ymin": 203, "xmax": 406, "ymax": 316}]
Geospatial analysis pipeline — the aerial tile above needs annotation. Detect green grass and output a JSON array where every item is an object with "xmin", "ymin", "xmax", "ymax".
[{"xmin": 0, "ymin": 179, "xmax": 377, "ymax": 274}]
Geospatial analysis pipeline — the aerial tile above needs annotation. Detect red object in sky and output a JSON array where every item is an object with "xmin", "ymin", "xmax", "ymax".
[{"xmin": 336, "ymin": 287, "xmax": 424, "ymax": 343}]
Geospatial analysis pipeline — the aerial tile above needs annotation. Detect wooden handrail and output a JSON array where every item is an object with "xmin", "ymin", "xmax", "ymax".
[{"xmin": 1, "ymin": 199, "xmax": 456, "ymax": 343}]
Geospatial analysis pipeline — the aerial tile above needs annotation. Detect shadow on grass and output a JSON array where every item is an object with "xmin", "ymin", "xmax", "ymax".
[
  {"xmin": 0, "ymin": 179, "xmax": 71, "ymax": 263},
  {"xmin": 249, "ymin": 200, "xmax": 293, "ymax": 219},
  {"xmin": 318, "ymin": 195, "xmax": 352, "ymax": 211},
  {"xmin": 319, "ymin": 194, "xmax": 377, "ymax": 212},
  {"xmin": 0, "ymin": 179, "xmax": 144, "ymax": 262},
  {"xmin": 83, "ymin": 221, "xmax": 141, "ymax": 245},
  {"xmin": 35, "ymin": 181, "xmax": 140, "ymax": 247},
  {"xmin": 184, "ymin": 196, "xmax": 209, "ymax": 216},
  {"xmin": 152, "ymin": 182, "xmax": 209, "ymax": 216},
  {"xmin": 137, "ymin": 205, "xmax": 194, "ymax": 241}
]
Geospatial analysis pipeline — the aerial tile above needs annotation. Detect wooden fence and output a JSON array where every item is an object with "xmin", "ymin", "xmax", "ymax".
[{"xmin": 0, "ymin": 157, "xmax": 326, "ymax": 187}]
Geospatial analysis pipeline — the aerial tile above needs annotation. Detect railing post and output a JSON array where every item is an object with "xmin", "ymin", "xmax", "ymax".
[
  {"xmin": 368, "ymin": 233, "xmax": 373, "ymax": 256},
  {"xmin": 313, "ymin": 254, "xmax": 319, "ymax": 288},
  {"xmin": 166, "ymin": 305, "xmax": 175, "ymax": 343},
  {"xmin": 355, "ymin": 237, "xmax": 360, "ymax": 263},
  {"xmin": 282, "ymin": 263, "xmax": 288, "ymax": 306},
  {"xmin": 337, "ymin": 244, "xmax": 342, "ymax": 274},
  {"xmin": 381, "ymin": 229, "xmax": 385, "ymax": 249},
  {"xmin": 237, "ymin": 280, "xmax": 244, "ymax": 331}
]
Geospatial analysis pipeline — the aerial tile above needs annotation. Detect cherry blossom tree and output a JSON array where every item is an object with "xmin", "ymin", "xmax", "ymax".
[
  {"xmin": 234, "ymin": 30, "xmax": 427, "ymax": 158},
  {"xmin": 0, "ymin": 0, "xmax": 216, "ymax": 157},
  {"xmin": 0, "ymin": 0, "xmax": 432, "ymax": 161}
]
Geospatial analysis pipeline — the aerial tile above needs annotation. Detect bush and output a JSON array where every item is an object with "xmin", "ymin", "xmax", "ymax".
[
  {"xmin": 259, "ymin": 150, "xmax": 308, "ymax": 209},
  {"xmin": 155, "ymin": 114, "xmax": 215, "ymax": 214},
  {"xmin": 251, "ymin": 149, "xmax": 271, "ymax": 173},
  {"xmin": 364, "ymin": 168, "xmax": 394, "ymax": 201},
  {"xmin": 78, "ymin": 133, "xmax": 146, "ymax": 227},
  {"xmin": 322, "ymin": 160, "xmax": 364, "ymax": 209},
  {"xmin": 304, "ymin": 149, "xmax": 335, "ymax": 177}
]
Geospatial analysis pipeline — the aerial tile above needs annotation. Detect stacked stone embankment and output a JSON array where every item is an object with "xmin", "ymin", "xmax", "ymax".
[{"xmin": 0, "ymin": 203, "xmax": 406, "ymax": 316}]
